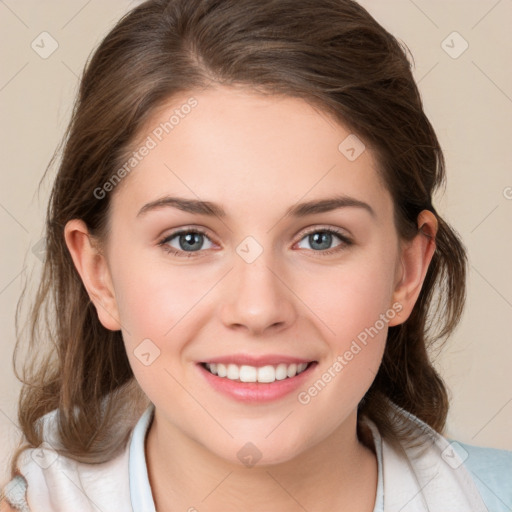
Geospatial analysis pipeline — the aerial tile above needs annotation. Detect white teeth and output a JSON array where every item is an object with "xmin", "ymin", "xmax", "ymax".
[
  {"xmin": 217, "ymin": 363, "xmax": 227, "ymax": 377},
  {"xmin": 227, "ymin": 364, "xmax": 239, "ymax": 380},
  {"xmin": 287, "ymin": 363, "xmax": 297, "ymax": 378},
  {"xmin": 257, "ymin": 365, "xmax": 275, "ymax": 383},
  {"xmin": 204, "ymin": 361, "xmax": 310, "ymax": 383},
  {"xmin": 275, "ymin": 363, "xmax": 288, "ymax": 380},
  {"xmin": 239, "ymin": 365, "xmax": 257, "ymax": 382}
]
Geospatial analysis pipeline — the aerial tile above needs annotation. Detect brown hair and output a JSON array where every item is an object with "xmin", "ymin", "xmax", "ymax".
[{"xmin": 9, "ymin": 0, "xmax": 467, "ymax": 476}]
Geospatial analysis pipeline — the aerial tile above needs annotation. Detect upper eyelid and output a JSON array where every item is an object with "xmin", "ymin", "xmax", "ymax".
[
  {"xmin": 160, "ymin": 227, "xmax": 213, "ymax": 245},
  {"xmin": 299, "ymin": 225, "xmax": 350, "ymax": 237}
]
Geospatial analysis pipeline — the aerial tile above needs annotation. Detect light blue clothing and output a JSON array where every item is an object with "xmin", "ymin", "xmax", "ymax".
[{"xmin": 453, "ymin": 441, "xmax": 512, "ymax": 512}]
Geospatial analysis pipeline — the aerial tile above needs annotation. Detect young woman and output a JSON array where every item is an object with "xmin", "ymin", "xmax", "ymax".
[{"xmin": 2, "ymin": 0, "xmax": 511, "ymax": 510}]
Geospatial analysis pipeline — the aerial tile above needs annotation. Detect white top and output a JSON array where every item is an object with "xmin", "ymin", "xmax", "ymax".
[{"xmin": 3, "ymin": 401, "xmax": 512, "ymax": 511}]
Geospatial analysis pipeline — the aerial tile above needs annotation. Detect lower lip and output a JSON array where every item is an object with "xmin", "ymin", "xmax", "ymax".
[{"xmin": 197, "ymin": 362, "xmax": 318, "ymax": 403}]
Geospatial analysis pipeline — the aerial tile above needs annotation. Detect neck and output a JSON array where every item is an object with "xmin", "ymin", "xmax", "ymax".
[{"xmin": 145, "ymin": 408, "xmax": 378, "ymax": 512}]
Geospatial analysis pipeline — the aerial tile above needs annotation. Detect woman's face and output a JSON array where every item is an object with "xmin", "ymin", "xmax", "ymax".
[{"xmin": 97, "ymin": 86, "xmax": 407, "ymax": 465}]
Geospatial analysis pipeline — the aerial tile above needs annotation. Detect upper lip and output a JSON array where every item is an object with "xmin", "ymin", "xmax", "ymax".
[{"xmin": 200, "ymin": 354, "xmax": 316, "ymax": 367}]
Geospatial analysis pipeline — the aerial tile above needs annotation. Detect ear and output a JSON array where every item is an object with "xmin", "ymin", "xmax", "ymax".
[
  {"xmin": 388, "ymin": 210, "xmax": 438, "ymax": 327},
  {"xmin": 64, "ymin": 219, "xmax": 121, "ymax": 331}
]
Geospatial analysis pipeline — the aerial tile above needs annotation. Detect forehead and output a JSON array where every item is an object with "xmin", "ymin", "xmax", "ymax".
[{"xmin": 111, "ymin": 85, "xmax": 392, "ymax": 223}]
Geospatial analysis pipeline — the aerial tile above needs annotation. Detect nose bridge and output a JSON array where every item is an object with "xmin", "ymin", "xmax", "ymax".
[{"xmin": 220, "ymin": 237, "xmax": 296, "ymax": 334}]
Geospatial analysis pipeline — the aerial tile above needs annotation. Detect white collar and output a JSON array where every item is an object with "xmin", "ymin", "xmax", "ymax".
[
  {"xmin": 127, "ymin": 403, "xmax": 385, "ymax": 511},
  {"xmin": 129, "ymin": 403, "xmax": 157, "ymax": 512},
  {"xmin": 363, "ymin": 402, "xmax": 489, "ymax": 511}
]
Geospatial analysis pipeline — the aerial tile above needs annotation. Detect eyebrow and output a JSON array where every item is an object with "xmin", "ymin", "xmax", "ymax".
[{"xmin": 136, "ymin": 194, "xmax": 376, "ymax": 219}]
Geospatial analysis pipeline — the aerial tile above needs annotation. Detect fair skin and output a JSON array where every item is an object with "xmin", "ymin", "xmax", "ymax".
[{"xmin": 64, "ymin": 85, "xmax": 437, "ymax": 511}]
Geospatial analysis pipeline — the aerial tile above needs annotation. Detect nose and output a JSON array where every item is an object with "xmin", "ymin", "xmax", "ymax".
[{"xmin": 219, "ymin": 251, "xmax": 297, "ymax": 336}]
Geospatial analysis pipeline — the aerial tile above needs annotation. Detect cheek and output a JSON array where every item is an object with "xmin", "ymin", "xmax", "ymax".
[
  {"xmin": 110, "ymin": 255, "xmax": 203, "ymax": 397},
  {"xmin": 303, "ymin": 249, "xmax": 397, "ymax": 342},
  {"xmin": 294, "ymin": 271, "xmax": 392, "ymax": 429},
  {"xmin": 108, "ymin": 247, "xmax": 202, "ymax": 357},
  {"xmin": 296, "ymin": 247, "xmax": 397, "ymax": 397}
]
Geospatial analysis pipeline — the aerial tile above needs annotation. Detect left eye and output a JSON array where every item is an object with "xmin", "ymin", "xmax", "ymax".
[{"xmin": 296, "ymin": 229, "xmax": 349, "ymax": 252}]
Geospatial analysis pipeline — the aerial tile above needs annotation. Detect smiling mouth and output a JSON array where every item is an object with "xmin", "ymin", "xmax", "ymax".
[{"xmin": 200, "ymin": 361, "xmax": 316, "ymax": 384}]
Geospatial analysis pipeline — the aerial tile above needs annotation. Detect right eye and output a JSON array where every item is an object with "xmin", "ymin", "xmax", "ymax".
[{"xmin": 158, "ymin": 228, "xmax": 216, "ymax": 257}]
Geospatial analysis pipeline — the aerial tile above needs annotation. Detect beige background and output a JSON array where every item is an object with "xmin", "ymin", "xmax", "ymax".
[{"xmin": 1, "ymin": 0, "xmax": 511, "ymax": 485}]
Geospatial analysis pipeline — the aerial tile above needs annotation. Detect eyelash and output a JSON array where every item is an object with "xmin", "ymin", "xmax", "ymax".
[{"xmin": 157, "ymin": 226, "xmax": 353, "ymax": 258}]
